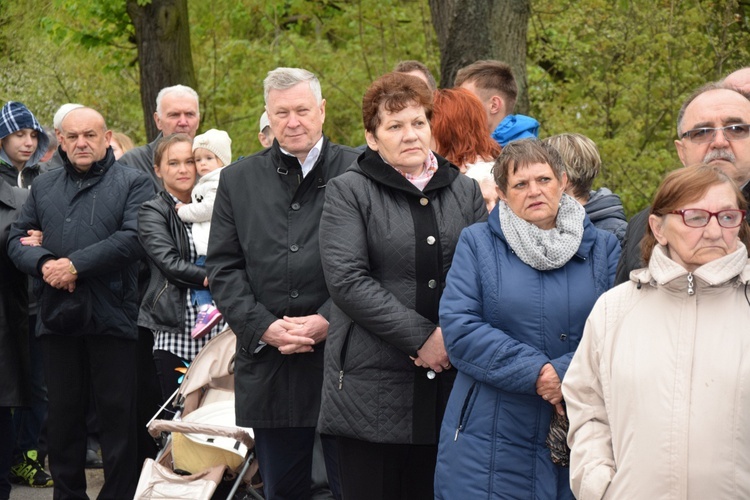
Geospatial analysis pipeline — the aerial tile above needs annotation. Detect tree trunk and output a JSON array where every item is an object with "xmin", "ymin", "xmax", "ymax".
[
  {"xmin": 126, "ymin": 0, "xmax": 197, "ymax": 142},
  {"xmin": 430, "ymin": 0, "xmax": 531, "ymax": 115}
]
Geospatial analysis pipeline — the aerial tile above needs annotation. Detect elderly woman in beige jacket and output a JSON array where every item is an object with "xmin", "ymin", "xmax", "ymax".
[{"xmin": 563, "ymin": 164, "xmax": 750, "ymax": 499}]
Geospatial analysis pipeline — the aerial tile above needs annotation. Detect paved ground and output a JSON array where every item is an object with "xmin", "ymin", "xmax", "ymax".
[{"xmin": 10, "ymin": 466, "xmax": 103, "ymax": 500}]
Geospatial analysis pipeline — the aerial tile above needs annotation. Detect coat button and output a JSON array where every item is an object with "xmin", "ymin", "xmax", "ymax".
[
  {"xmin": 290, "ymin": 244, "xmax": 299, "ymax": 252},
  {"xmin": 560, "ymin": 334, "xmax": 567, "ymax": 341},
  {"xmin": 290, "ymin": 289, "xmax": 299, "ymax": 298},
  {"xmin": 426, "ymin": 236, "xmax": 436, "ymax": 245},
  {"xmin": 66, "ymin": 218, "xmax": 71, "ymax": 222},
  {"xmin": 420, "ymin": 197, "xmax": 429, "ymax": 206},
  {"xmin": 291, "ymin": 202, "xmax": 301, "ymax": 211},
  {"xmin": 428, "ymin": 279, "xmax": 437, "ymax": 289}
]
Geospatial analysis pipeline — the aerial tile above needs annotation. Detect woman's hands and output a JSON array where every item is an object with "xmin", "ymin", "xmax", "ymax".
[
  {"xmin": 537, "ymin": 363, "xmax": 565, "ymax": 415},
  {"xmin": 412, "ymin": 327, "xmax": 452, "ymax": 373},
  {"xmin": 20, "ymin": 229, "xmax": 43, "ymax": 247}
]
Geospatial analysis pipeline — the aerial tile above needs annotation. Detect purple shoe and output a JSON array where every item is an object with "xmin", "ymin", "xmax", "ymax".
[{"xmin": 191, "ymin": 305, "xmax": 222, "ymax": 339}]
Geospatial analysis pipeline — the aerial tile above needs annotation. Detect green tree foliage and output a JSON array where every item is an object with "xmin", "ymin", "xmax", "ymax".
[
  {"xmin": 0, "ymin": 0, "xmax": 438, "ymax": 156},
  {"xmin": 188, "ymin": 0, "xmax": 438, "ymax": 156},
  {"xmin": 529, "ymin": 0, "xmax": 750, "ymax": 214},
  {"xmin": 0, "ymin": 1, "xmax": 142, "ymax": 140}
]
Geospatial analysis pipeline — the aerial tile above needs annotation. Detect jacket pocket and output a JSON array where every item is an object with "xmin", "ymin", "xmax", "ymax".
[
  {"xmin": 454, "ymin": 382, "xmax": 478, "ymax": 441},
  {"xmin": 108, "ymin": 272, "xmax": 124, "ymax": 301},
  {"xmin": 337, "ymin": 321, "xmax": 355, "ymax": 390},
  {"xmin": 40, "ymin": 281, "xmax": 92, "ymax": 332}
]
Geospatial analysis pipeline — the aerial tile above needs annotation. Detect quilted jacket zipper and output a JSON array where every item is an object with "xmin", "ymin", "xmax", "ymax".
[
  {"xmin": 338, "ymin": 321, "xmax": 355, "ymax": 390},
  {"xmin": 89, "ymin": 193, "xmax": 97, "ymax": 225},
  {"xmin": 455, "ymin": 382, "xmax": 477, "ymax": 441}
]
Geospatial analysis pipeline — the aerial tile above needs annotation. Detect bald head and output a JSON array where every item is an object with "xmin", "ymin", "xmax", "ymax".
[
  {"xmin": 723, "ymin": 68, "xmax": 750, "ymax": 95},
  {"xmin": 60, "ymin": 108, "xmax": 112, "ymax": 172}
]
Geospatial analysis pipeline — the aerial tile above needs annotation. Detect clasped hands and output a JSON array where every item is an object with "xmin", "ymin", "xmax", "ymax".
[
  {"xmin": 41, "ymin": 257, "xmax": 77, "ymax": 292},
  {"xmin": 537, "ymin": 362, "xmax": 565, "ymax": 415},
  {"xmin": 262, "ymin": 314, "xmax": 329, "ymax": 355},
  {"xmin": 20, "ymin": 230, "xmax": 78, "ymax": 292},
  {"xmin": 411, "ymin": 327, "xmax": 452, "ymax": 373}
]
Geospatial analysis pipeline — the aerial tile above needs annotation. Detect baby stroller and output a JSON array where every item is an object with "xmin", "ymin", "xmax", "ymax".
[{"xmin": 135, "ymin": 328, "xmax": 263, "ymax": 499}]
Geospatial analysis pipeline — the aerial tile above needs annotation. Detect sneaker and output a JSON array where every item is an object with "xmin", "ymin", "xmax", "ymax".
[
  {"xmin": 191, "ymin": 305, "xmax": 222, "ymax": 339},
  {"xmin": 9, "ymin": 450, "xmax": 53, "ymax": 488}
]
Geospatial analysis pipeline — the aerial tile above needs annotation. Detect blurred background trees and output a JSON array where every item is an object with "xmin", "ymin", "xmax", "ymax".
[{"xmin": 1, "ymin": 0, "xmax": 748, "ymax": 214}]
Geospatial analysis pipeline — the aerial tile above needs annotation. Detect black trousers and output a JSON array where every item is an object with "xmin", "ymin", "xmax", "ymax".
[
  {"xmin": 42, "ymin": 334, "xmax": 138, "ymax": 500},
  {"xmin": 152, "ymin": 349, "xmax": 187, "ymax": 407},
  {"xmin": 0, "ymin": 409, "xmax": 12, "ymax": 500},
  {"xmin": 253, "ymin": 427, "xmax": 340, "ymax": 500},
  {"xmin": 335, "ymin": 436, "xmax": 437, "ymax": 500},
  {"xmin": 135, "ymin": 327, "xmax": 160, "ymax": 465}
]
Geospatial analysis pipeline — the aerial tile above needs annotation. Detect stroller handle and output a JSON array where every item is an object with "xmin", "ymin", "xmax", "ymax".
[{"xmin": 148, "ymin": 420, "xmax": 255, "ymax": 450}]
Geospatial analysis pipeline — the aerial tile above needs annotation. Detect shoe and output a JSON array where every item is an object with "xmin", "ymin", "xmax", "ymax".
[
  {"xmin": 85, "ymin": 448, "xmax": 103, "ymax": 469},
  {"xmin": 191, "ymin": 305, "xmax": 222, "ymax": 339},
  {"xmin": 9, "ymin": 450, "xmax": 53, "ymax": 488}
]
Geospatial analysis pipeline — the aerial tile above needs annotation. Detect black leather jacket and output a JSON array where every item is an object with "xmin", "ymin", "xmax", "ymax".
[{"xmin": 137, "ymin": 190, "xmax": 206, "ymax": 333}]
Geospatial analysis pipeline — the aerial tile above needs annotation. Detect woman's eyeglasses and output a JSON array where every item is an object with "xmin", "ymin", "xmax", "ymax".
[
  {"xmin": 680, "ymin": 124, "xmax": 750, "ymax": 144},
  {"xmin": 667, "ymin": 209, "xmax": 746, "ymax": 228}
]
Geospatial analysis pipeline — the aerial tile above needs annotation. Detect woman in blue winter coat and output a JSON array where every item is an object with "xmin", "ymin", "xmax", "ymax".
[{"xmin": 435, "ymin": 139, "xmax": 620, "ymax": 499}]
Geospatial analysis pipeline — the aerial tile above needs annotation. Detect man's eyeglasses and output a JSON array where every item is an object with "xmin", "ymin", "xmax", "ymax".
[
  {"xmin": 667, "ymin": 208, "xmax": 746, "ymax": 228},
  {"xmin": 680, "ymin": 124, "xmax": 750, "ymax": 144}
]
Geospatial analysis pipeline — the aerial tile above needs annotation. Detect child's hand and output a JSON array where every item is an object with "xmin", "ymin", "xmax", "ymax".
[{"xmin": 175, "ymin": 202, "xmax": 185, "ymax": 211}]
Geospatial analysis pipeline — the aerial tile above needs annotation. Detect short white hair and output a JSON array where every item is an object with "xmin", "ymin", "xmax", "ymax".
[
  {"xmin": 155, "ymin": 85, "xmax": 200, "ymax": 118},
  {"xmin": 263, "ymin": 68, "xmax": 322, "ymax": 105},
  {"xmin": 53, "ymin": 103, "xmax": 84, "ymax": 130}
]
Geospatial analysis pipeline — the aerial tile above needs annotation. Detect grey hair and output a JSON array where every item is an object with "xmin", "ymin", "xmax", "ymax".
[
  {"xmin": 263, "ymin": 68, "xmax": 322, "ymax": 105},
  {"xmin": 493, "ymin": 139, "xmax": 566, "ymax": 194},
  {"xmin": 155, "ymin": 85, "xmax": 200, "ymax": 118},
  {"xmin": 53, "ymin": 103, "xmax": 84, "ymax": 130},
  {"xmin": 675, "ymin": 82, "xmax": 729, "ymax": 137}
]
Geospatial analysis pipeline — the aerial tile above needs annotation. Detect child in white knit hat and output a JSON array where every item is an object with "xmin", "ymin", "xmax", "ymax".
[{"xmin": 177, "ymin": 128, "xmax": 232, "ymax": 338}]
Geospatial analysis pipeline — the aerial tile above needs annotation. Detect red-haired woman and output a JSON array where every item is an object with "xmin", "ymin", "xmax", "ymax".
[{"xmin": 431, "ymin": 87, "xmax": 501, "ymax": 173}]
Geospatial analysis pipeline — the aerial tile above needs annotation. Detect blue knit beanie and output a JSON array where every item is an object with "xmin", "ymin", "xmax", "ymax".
[{"xmin": 0, "ymin": 101, "xmax": 50, "ymax": 166}]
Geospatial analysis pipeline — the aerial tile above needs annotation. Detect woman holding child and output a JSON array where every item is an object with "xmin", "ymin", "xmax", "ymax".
[{"xmin": 137, "ymin": 132, "xmax": 227, "ymax": 401}]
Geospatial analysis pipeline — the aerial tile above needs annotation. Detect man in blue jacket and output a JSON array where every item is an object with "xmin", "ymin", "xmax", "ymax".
[
  {"xmin": 7, "ymin": 107, "xmax": 155, "ymax": 499},
  {"xmin": 456, "ymin": 60, "xmax": 540, "ymax": 147}
]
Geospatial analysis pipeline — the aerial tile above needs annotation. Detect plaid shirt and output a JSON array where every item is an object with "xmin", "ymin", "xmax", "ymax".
[{"xmin": 153, "ymin": 206, "xmax": 224, "ymax": 361}]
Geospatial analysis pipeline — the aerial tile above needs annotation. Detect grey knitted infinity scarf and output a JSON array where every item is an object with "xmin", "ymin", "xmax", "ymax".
[{"xmin": 498, "ymin": 194, "xmax": 585, "ymax": 270}]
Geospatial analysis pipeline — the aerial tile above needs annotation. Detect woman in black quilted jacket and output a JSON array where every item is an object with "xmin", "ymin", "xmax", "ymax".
[{"xmin": 317, "ymin": 72, "xmax": 486, "ymax": 500}]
